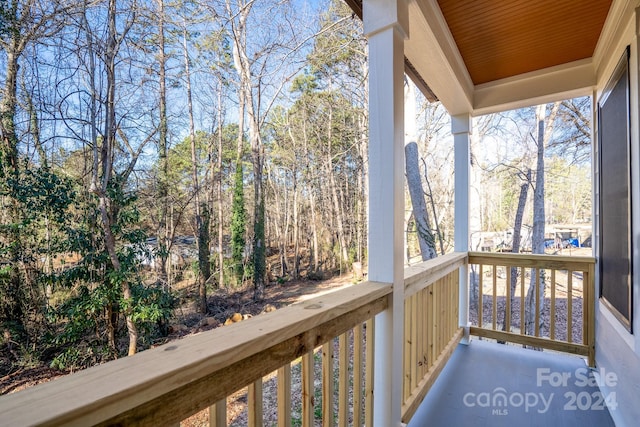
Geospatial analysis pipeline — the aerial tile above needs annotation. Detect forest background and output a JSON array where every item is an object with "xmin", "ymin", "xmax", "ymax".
[{"xmin": 0, "ymin": 0, "xmax": 591, "ymax": 376}]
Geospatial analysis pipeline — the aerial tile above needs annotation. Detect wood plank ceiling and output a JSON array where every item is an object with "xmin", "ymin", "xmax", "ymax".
[{"xmin": 436, "ymin": 0, "xmax": 613, "ymax": 85}]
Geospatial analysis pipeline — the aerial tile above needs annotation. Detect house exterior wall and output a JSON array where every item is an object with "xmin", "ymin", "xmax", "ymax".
[{"xmin": 594, "ymin": 6, "xmax": 640, "ymax": 427}]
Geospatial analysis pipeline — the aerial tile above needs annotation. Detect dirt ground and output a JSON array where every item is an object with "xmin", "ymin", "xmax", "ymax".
[{"xmin": 0, "ymin": 273, "xmax": 356, "ymax": 396}]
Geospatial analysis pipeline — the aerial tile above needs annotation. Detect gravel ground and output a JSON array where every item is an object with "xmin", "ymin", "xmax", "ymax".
[
  {"xmin": 183, "ymin": 332, "xmax": 368, "ymax": 427},
  {"xmin": 470, "ymin": 295, "xmax": 585, "ymax": 343}
]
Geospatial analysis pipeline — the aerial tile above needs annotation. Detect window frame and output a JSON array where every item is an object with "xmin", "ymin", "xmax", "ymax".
[{"xmin": 597, "ymin": 45, "xmax": 633, "ymax": 332}]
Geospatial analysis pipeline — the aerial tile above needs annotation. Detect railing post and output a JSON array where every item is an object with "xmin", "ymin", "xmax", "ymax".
[
  {"xmin": 453, "ymin": 113, "xmax": 472, "ymax": 344},
  {"xmin": 364, "ymin": 1, "xmax": 408, "ymax": 426}
]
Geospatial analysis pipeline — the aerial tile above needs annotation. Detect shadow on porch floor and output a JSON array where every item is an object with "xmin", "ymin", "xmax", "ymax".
[{"xmin": 408, "ymin": 339, "xmax": 616, "ymax": 427}]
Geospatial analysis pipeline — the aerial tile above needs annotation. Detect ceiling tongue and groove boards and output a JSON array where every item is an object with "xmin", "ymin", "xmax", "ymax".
[
  {"xmin": 437, "ymin": 0, "xmax": 612, "ymax": 86},
  {"xmin": 404, "ymin": 0, "xmax": 474, "ymax": 115}
]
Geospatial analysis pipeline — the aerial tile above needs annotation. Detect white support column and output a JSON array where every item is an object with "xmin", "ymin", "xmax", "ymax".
[
  {"xmin": 452, "ymin": 113, "xmax": 472, "ymax": 344},
  {"xmin": 363, "ymin": 1, "xmax": 407, "ymax": 426}
]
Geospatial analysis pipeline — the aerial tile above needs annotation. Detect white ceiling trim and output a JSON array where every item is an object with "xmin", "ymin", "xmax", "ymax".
[
  {"xmin": 416, "ymin": 0, "xmax": 474, "ymax": 91},
  {"xmin": 593, "ymin": 0, "xmax": 638, "ymax": 77},
  {"xmin": 473, "ymin": 59, "xmax": 595, "ymax": 115},
  {"xmin": 404, "ymin": 0, "xmax": 473, "ymax": 114}
]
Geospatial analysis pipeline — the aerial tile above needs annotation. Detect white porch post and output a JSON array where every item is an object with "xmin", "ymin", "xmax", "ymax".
[
  {"xmin": 363, "ymin": 1, "xmax": 407, "ymax": 426},
  {"xmin": 452, "ymin": 114, "xmax": 472, "ymax": 343}
]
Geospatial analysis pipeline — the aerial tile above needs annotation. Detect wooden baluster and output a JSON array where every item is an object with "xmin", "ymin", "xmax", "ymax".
[
  {"xmin": 448, "ymin": 274, "xmax": 453, "ymax": 337},
  {"xmin": 535, "ymin": 268, "xmax": 540, "ymax": 337},
  {"xmin": 209, "ymin": 399, "xmax": 226, "ymax": 427},
  {"xmin": 403, "ymin": 296, "xmax": 411, "ymax": 400},
  {"xmin": 520, "ymin": 267, "xmax": 525, "ymax": 335},
  {"xmin": 587, "ymin": 264, "xmax": 596, "ymax": 367},
  {"xmin": 478, "ymin": 264, "xmax": 484, "ymax": 328},
  {"xmin": 417, "ymin": 289, "xmax": 424, "ymax": 378},
  {"xmin": 322, "ymin": 341, "xmax": 334, "ymax": 427},
  {"xmin": 410, "ymin": 293, "xmax": 418, "ymax": 391},
  {"xmin": 429, "ymin": 285, "xmax": 436, "ymax": 364},
  {"xmin": 248, "ymin": 379, "xmax": 263, "ymax": 427},
  {"xmin": 277, "ymin": 364, "xmax": 291, "ymax": 427},
  {"xmin": 451, "ymin": 270, "xmax": 460, "ymax": 333},
  {"xmin": 338, "ymin": 332, "xmax": 348, "ymax": 427},
  {"xmin": 567, "ymin": 270, "xmax": 573, "ymax": 343},
  {"xmin": 492, "ymin": 264, "xmax": 497, "ymax": 330},
  {"xmin": 423, "ymin": 285, "xmax": 429, "ymax": 370},
  {"xmin": 441, "ymin": 280, "xmax": 447, "ymax": 349},
  {"xmin": 550, "ymin": 270, "xmax": 556, "ymax": 340},
  {"xmin": 437, "ymin": 281, "xmax": 443, "ymax": 355},
  {"xmin": 582, "ymin": 269, "xmax": 588, "ymax": 346},
  {"xmin": 445, "ymin": 277, "xmax": 449, "ymax": 341},
  {"xmin": 353, "ymin": 324, "xmax": 363, "ymax": 427},
  {"xmin": 301, "ymin": 352, "xmax": 314, "ymax": 427},
  {"xmin": 365, "ymin": 319, "xmax": 374, "ymax": 427},
  {"xmin": 437, "ymin": 281, "xmax": 443, "ymax": 353},
  {"xmin": 440, "ymin": 280, "xmax": 445, "ymax": 351},
  {"xmin": 506, "ymin": 267, "xmax": 512, "ymax": 332},
  {"xmin": 441, "ymin": 278, "xmax": 447, "ymax": 340}
]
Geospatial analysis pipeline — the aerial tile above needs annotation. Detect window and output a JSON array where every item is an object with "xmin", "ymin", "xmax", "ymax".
[{"xmin": 598, "ymin": 46, "xmax": 633, "ymax": 331}]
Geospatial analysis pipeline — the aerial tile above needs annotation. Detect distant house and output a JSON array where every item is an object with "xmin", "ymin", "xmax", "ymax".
[{"xmin": 139, "ymin": 236, "xmax": 198, "ymax": 271}]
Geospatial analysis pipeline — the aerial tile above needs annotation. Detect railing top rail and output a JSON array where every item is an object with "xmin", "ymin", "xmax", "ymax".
[
  {"xmin": 0, "ymin": 281, "xmax": 391, "ymax": 427},
  {"xmin": 404, "ymin": 252, "xmax": 467, "ymax": 297},
  {"xmin": 468, "ymin": 251, "xmax": 596, "ymax": 270}
]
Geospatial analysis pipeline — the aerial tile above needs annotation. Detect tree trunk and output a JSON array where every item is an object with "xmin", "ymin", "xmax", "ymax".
[
  {"xmin": 156, "ymin": 0, "xmax": 170, "ymax": 288},
  {"xmin": 359, "ymin": 59, "xmax": 369, "ymax": 266},
  {"xmin": 267, "ymin": 169, "xmax": 286, "ymax": 278},
  {"xmin": 525, "ymin": 103, "xmax": 559, "ymax": 336},
  {"xmin": 94, "ymin": 0, "xmax": 139, "ymax": 356},
  {"xmin": 227, "ymin": 0, "xmax": 266, "ymax": 299},
  {"xmin": 231, "ymin": 82, "xmax": 246, "ymax": 286},
  {"xmin": 217, "ymin": 82, "xmax": 225, "ymax": 288},
  {"xmin": 250, "ymin": 120, "xmax": 266, "ymax": 300},
  {"xmin": 231, "ymin": 161, "xmax": 246, "ymax": 285},
  {"xmin": 309, "ymin": 191, "xmax": 320, "ymax": 273},
  {"xmin": 502, "ymin": 169, "xmax": 530, "ymax": 335},
  {"xmin": 292, "ymin": 166, "xmax": 300, "ymax": 279},
  {"xmin": 405, "ymin": 142, "xmax": 437, "ymax": 260},
  {"xmin": 183, "ymin": 25, "xmax": 208, "ymax": 313},
  {"xmin": 243, "ymin": 55, "xmax": 266, "ymax": 297},
  {"xmin": 242, "ymin": 56, "xmax": 266, "ymax": 297},
  {"xmin": 0, "ymin": 42, "xmax": 24, "ymax": 325},
  {"xmin": 326, "ymin": 106, "xmax": 349, "ymax": 269}
]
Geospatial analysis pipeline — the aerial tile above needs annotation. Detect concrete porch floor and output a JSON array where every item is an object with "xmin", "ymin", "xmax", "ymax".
[{"xmin": 408, "ymin": 339, "xmax": 617, "ymax": 427}]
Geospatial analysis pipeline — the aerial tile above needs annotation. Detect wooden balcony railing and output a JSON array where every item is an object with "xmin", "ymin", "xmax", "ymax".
[
  {"xmin": 1, "ymin": 251, "xmax": 592, "ymax": 426},
  {"xmin": 467, "ymin": 251, "xmax": 595, "ymax": 366},
  {"xmin": 401, "ymin": 252, "xmax": 466, "ymax": 423},
  {"xmin": 0, "ymin": 283, "xmax": 391, "ymax": 426}
]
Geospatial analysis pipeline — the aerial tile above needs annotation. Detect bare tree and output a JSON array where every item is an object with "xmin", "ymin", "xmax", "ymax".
[
  {"xmin": 181, "ymin": 20, "xmax": 209, "ymax": 313},
  {"xmin": 88, "ymin": 0, "xmax": 143, "ymax": 356},
  {"xmin": 525, "ymin": 102, "xmax": 560, "ymax": 336},
  {"xmin": 0, "ymin": 0, "xmax": 73, "ymax": 330},
  {"xmin": 550, "ymin": 97, "xmax": 591, "ymax": 163},
  {"xmin": 405, "ymin": 142, "xmax": 437, "ymax": 260},
  {"xmin": 155, "ymin": 0, "xmax": 171, "ymax": 289},
  {"xmin": 223, "ymin": 0, "xmax": 316, "ymax": 298},
  {"xmin": 216, "ymin": 81, "xmax": 225, "ymax": 287},
  {"xmin": 501, "ymin": 168, "xmax": 530, "ymax": 335}
]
